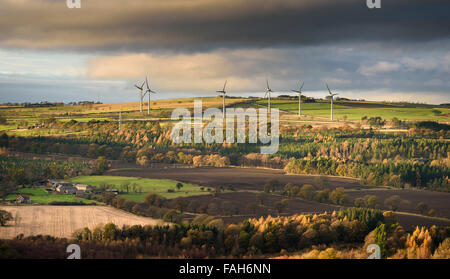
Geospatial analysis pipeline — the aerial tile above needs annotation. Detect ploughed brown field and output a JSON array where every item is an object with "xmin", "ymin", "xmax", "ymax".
[
  {"xmin": 182, "ymin": 191, "xmax": 341, "ymax": 215},
  {"xmin": 180, "ymin": 192, "xmax": 450, "ymax": 229},
  {"xmin": 107, "ymin": 167, "xmax": 367, "ymax": 190},
  {"xmin": 346, "ymin": 189, "xmax": 450, "ymax": 218},
  {"xmin": 394, "ymin": 213, "xmax": 450, "ymax": 230},
  {"xmin": 108, "ymin": 167, "xmax": 450, "ymax": 221},
  {"xmin": 0, "ymin": 206, "xmax": 165, "ymax": 239}
]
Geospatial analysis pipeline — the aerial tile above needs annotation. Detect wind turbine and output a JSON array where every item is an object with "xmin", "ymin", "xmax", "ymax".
[
  {"xmin": 265, "ymin": 79, "xmax": 274, "ymax": 113},
  {"xmin": 291, "ymin": 82, "xmax": 304, "ymax": 116},
  {"xmin": 145, "ymin": 77, "xmax": 156, "ymax": 115},
  {"xmin": 326, "ymin": 83, "xmax": 338, "ymax": 120},
  {"xmin": 135, "ymin": 80, "xmax": 145, "ymax": 113},
  {"xmin": 216, "ymin": 80, "xmax": 227, "ymax": 118}
]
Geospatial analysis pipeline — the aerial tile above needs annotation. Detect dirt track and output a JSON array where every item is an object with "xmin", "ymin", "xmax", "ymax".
[{"xmin": 0, "ymin": 206, "xmax": 164, "ymax": 239}]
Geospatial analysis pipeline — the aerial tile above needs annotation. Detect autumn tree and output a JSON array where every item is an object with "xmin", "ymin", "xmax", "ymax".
[
  {"xmin": 103, "ymin": 222, "xmax": 119, "ymax": 240},
  {"xmin": 144, "ymin": 193, "xmax": 166, "ymax": 207},
  {"xmin": 264, "ymin": 179, "xmax": 280, "ymax": 193},
  {"xmin": 314, "ymin": 188, "xmax": 330, "ymax": 203},
  {"xmin": 329, "ymin": 188, "xmax": 348, "ymax": 205},
  {"xmin": 0, "ymin": 115, "xmax": 7, "ymax": 125},
  {"xmin": 163, "ymin": 209, "xmax": 180, "ymax": 223},
  {"xmin": 96, "ymin": 156, "xmax": 109, "ymax": 174},
  {"xmin": 366, "ymin": 195, "xmax": 380, "ymax": 209},
  {"xmin": 416, "ymin": 202, "xmax": 428, "ymax": 215},
  {"xmin": 173, "ymin": 198, "xmax": 188, "ymax": 213},
  {"xmin": 0, "ymin": 210, "xmax": 13, "ymax": 226},
  {"xmin": 354, "ymin": 197, "xmax": 366, "ymax": 208},
  {"xmin": 299, "ymin": 184, "xmax": 315, "ymax": 201},
  {"xmin": 384, "ymin": 195, "xmax": 403, "ymax": 211},
  {"xmin": 373, "ymin": 224, "xmax": 388, "ymax": 258},
  {"xmin": 121, "ymin": 182, "xmax": 130, "ymax": 193}
]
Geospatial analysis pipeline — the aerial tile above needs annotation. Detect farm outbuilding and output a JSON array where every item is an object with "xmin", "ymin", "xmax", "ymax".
[
  {"xmin": 16, "ymin": 194, "xmax": 32, "ymax": 204},
  {"xmin": 74, "ymin": 184, "xmax": 93, "ymax": 193},
  {"xmin": 56, "ymin": 184, "xmax": 77, "ymax": 194}
]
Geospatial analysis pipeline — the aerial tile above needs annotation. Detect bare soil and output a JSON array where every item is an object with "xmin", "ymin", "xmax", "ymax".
[
  {"xmin": 108, "ymin": 167, "xmax": 450, "ymax": 220},
  {"xmin": 346, "ymin": 189, "xmax": 450, "ymax": 218},
  {"xmin": 0, "ymin": 205, "xmax": 164, "ymax": 239},
  {"xmin": 179, "ymin": 191, "xmax": 450, "ymax": 229},
  {"xmin": 107, "ymin": 167, "xmax": 366, "ymax": 190}
]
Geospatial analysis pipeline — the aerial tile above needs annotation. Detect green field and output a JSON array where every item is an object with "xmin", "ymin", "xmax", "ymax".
[
  {"xmin": 1, "ymin": 98, "xmax": 449, "ymax": 138},
  {"xmin": 70, "ymin": 176, "xmax": 210, "ymax": 201},
  {"xmin": 256, "ymin": 100, "xmax": 450, "ymax": 121},
  {"xmin": 1, "ymin": 98, "xmax": 449, "ymax": 136},
  {"xmin": 6, "ymin": 188, "xmax": 98, "ymax": 204}
]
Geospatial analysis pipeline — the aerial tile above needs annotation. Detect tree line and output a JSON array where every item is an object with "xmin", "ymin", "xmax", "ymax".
[{"xmin": 1, "ymin": 208, "xmax": 449, "ymax": 259}]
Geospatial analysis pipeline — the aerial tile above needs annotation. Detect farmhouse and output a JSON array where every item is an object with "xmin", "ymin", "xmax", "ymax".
[
  {"xmin": 105, "ymin": 189, "xmax": 119, "ymax": 195},
  {"xmin": 48, "ymin": 180, "xmax": 73, "ymax": 191},
  {"xmin": 47, "ymin": 179, "xmax": 64, "ymax": 187},
  {"xmin": 74, "ymin": 184, "xmax": 93, "ymax": 193},
  {"xmin": 56, "ymin": 184, "xmax": 77, "ymax": 194},
  {"xmin": 16, "ymin": 194, "xmax": 32, "ymax": 204}
]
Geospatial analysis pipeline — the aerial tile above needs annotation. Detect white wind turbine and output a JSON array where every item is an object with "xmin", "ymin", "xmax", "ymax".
[
  {"xmin": 216, "ymin": 80, "xmax": 228, "ymax": 118},
  {"xmin": 135, "ymin": 80, "xmax": 145, "ymax": 113},
  {"xmin": 326, "ymin": 83, "xmax": 338, "ymax": 120},
  {"xmin": 265, "ymin": 79, "xmax": 274, "ymax": 113},
  {"xmin": 144, "ymin": 77, "xmax": 157, "ymax": 115},
  {"xmin": 291, "ymin": 82, "xmax": 304, "ymax": 117}
]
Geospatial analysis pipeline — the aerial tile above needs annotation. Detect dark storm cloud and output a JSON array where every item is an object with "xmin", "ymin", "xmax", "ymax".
[{"xmin": 0, "ymin": 0, "xmax": 449, "ymax": 51}]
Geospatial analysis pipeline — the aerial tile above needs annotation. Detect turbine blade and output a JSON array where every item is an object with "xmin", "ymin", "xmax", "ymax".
[
  {"xmin": 223, "ymin": 80, "xmax": 227, "ymax": 92},
  {"xmin": 326, "ymin": 83, "xmax": 331, "ymax": 94},
  {"xmin": 146, "ymin": 77, "xmax": 150, "ymax": 90},
  {"xmin": 300, "ymin": 82, "xmax": 304, "ymax": 91}
]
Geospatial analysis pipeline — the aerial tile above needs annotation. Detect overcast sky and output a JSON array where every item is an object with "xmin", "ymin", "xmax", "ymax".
[{"xmin": 0, "ymin": 0, "xmax": 449, "ymax": 104}]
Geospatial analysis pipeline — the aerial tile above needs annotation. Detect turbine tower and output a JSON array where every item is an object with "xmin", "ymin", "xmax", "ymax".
[
  {"xmin": 326, "ymin": 83, "xmax": 338, "ymax": 120},
  {"xmin": 291, "ymin": 82, "xmax": 304, "ymax": 117},
  {"xmin": 135, "ymin": 80, "xmax": 145, "ymax": 113},
  {"xmin": 265, "ymin": 79, "xmax": 274, "ymax": 113},
  {"xmin": 145, "ymin": 77, "xmax": 157, "ymax": 115},
  {"xmin": 119, "ymin": 106, "xmax": 122, "ymax": 130},
  {"xmin": 216, "ymin": 80, "xmax": 227, "ymax": 118}
]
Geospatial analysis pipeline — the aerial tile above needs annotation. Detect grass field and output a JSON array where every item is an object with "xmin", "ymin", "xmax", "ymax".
[
  {"xmin": 1, "ymin": 98, "xmax": 449, "ymax": 137},
  {"xmin": 0, "ymin": 97, "xmax": 248, "ymax": 136},
  {"xmin": 0, "ymin": 97, "xmax": 246, "ymax": 118},
  {"xmin": 70, "ymin": 176, "xmax": 210, "ymax": 201},
  {"xmin": 6, "ymin": 188, "xmax": 98, "ymax": 204},
  {"xmin": 256, "ymin": 100, "xmax": 450, "ymax": 121}
]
